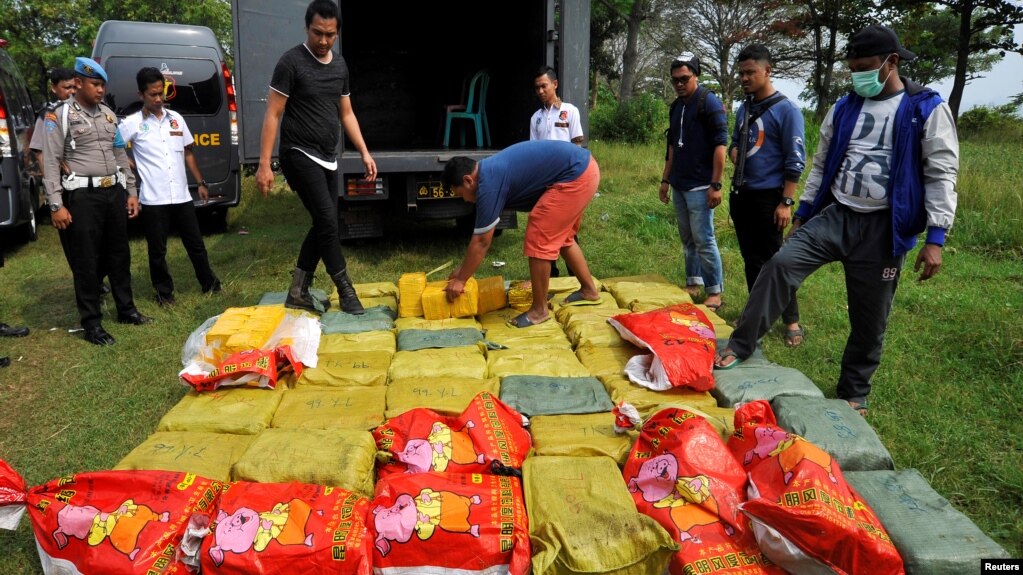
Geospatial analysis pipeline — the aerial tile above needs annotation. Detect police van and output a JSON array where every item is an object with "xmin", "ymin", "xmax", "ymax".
[
  {"xmin": 0, "ymin": 38, "xmax": 41, "ymax": 241},
  {"xmin": 92, "ymin": 20, "xmax": 240, "ymax": 229}
]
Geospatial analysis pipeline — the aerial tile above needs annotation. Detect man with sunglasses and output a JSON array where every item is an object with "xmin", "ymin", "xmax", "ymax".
[
  {"xmin": 715, "ymin": 25, "xmax": 958, "ymax": 418},
  {"xmin": 658, "ymin": 53, "xmax": 727, "ymax": 313}
]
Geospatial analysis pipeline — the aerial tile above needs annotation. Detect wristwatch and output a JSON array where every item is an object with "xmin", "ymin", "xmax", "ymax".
[
  {"xmin": 780, "ymin": 197, "xmax": 795, "ymax": 206},
  {"xmin": 709, "ymin": 182, "xmax": 722, "ymax": 191},
  {"xmin": 199, "ymin": 179, "xmax": 208, "ymax": 187},
  {"xmin": 49, "ymin": 203, "xmax": 63, "ymax": 213}
]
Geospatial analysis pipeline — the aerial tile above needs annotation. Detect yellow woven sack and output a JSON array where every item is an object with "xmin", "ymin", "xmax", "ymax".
[
  {"xmin": 271, "ymin": 386, "xmax": 386, "ymax": 431},
  {"xmin": 601, "ymin": 374, "xmax": 717, "ymax": 418},
  {"xmin": 600, "ymin": 273, "xmax": 672, "ymax": 289},
  {"xmin": 487, "ymin": 348, "xmax": 590, "ymax": 378},
  {"xmin": 385, "ymin": 377, "xmax": 500, "ymax": 418},
  {"xmin": 318, "ymin": 330, "xmax": 396, "ymax": 354},
  {"xmin": 476, "ymin": 275, "xmax": 507, "ymax": 315},
  {"xmin": 525, "ymin": 456, "xmax": 677, "ymax": 575},
  {"xmin": 607, "ymin": 281, "xmax": 693, "ymax": 311},
  {"xmin": 528, "ymin": 413, "xmax": 637, "ymax": 466},
  {"xmin": 115, "ymin": 431, "xmax": 255, "ymax": 481},
  {"xmin": 546, "ymin": 275, "xmax": 604, "ymax": 295},
  {"xmin": 564, "ymin": 311, "xmax": 630, "ymax": 348},
  {"xmin": 388, "ymin": 347, "xmax": 488, "ymax": 381},
  {"xmin": 357, "ymin": 281, "xmax": 400, "ymax": 298},
  {"xmin": 231, "ymin": 428, "xmax": 377, "ymax": 497},
  {"xmin": 157, "ymin": 385, "xmax": 286, "ymax": 435},
  {"xmin": 394, "ymin": 316, "xmax": 482, "ymax": 331},
  {"xmin": 398, "ymin": 272, "xmax": 427, "ymax": 317},
  {"xmin": 575, "ymin": 344, "xmax": 642, "ymax": 379},
  {"xmin": 479, "ymin": 309, "xmax": 573, "ymax": 351},
  {"xmin": 421, "ymin": 278, "xmax": 479, "ymax": 320},
  {"xmin": 553, "ymin": 292, "xmax": 620, "ymax": 323},
  {"xmin": 507, "ymin": 280, "xmax": 533, "ymax": 312},
  {"xmin": 296, "ymin": 350, "xmax": 392, "ymax": 387}
]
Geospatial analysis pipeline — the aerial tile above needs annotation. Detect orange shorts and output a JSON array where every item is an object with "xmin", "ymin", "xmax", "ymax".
[{"xmin": 523, "ymin": 157, "xmax": 600, "ymax": 260}]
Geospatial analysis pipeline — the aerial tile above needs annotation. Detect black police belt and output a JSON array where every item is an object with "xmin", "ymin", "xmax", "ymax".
[{"xmin": 61, "ymin": 171, "xmax": 126, "ymax": 191}]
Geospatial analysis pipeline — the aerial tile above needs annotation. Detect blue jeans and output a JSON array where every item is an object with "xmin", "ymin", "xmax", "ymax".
[{"xmin": 671, "ymin": 185, "xmax": 723, "ymax": 294}]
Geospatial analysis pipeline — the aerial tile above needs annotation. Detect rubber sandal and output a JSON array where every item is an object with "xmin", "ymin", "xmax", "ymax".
[
  {"xmin": 704, "ymin": 301, "xmax": 724, "ymax": 313},
  {"xmin": 714, "ymin": 348, "xmax": 741, "ymax": 370},
  {"xmin": 785, "ymin": 325, "xmax": 806, "ymax": 348},
  {"xmin": 846, "ymin": 400, "xmax": 868, "ymax": 417},
  {"xmin": 507, "ymin": 312, "xmax": 551, "ymax": 329},
  {"xmin": 562, "ymin": 291, "xmax": 601, "ymax": 306}
]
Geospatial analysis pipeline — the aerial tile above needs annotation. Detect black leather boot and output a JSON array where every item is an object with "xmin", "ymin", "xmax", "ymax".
[
  {"xmin": 331, "ymin": 268, "xmax": 365, "ymax": 315},
  {"xmin": 284, "ymin": 268, "xmax": 325, "ymax": 314}
]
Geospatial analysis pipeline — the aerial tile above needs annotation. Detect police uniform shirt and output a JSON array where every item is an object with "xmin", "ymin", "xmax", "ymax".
[
  {"xmin": 40, "ymin": 99, "xmax": 137, "ymax": 205},
  {"xmin": 119, "ymin": 108, "xmax": 193, "ymax": 206},
  {"xmin": 529, "ymin": 101, "xmax": 584, "ymax": 142},
  {"xmin": 29, "ymin": 100, "xmax": 65, "ymax": 152}
]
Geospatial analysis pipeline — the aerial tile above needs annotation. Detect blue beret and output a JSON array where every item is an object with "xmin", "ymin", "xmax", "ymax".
[{"xmin": 74, "ymin": 57, "xmax": 108, "ymax": 82}]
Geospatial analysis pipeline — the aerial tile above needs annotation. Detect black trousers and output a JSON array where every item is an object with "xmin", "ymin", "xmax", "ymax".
[
  {"xmin": 729, "ymin": 188, "xmax": 799, "ymax": 325},
  {"xmin": 142, "ymin": 201, "xmax": 218, "ymax": 297},
  {"xmin": 280, "ymin": 149, "xmax": 347, "ymax": 275},
  {"xmin": 61, "ymin": 184, "xmax": 138, "ymax": 329}
]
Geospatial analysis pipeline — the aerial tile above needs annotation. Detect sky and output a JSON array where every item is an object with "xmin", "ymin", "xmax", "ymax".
[{"xmin": 773, "ymin": 24, "xmax": 1023, "ymax": 112}]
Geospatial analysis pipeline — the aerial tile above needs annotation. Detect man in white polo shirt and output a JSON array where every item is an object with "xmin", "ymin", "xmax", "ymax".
[{"xmin": 120, "ymin": 66, "xmax": 221, "ymax": 306}]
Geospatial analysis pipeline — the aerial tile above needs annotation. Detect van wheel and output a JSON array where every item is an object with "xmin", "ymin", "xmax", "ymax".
[
  {"xmin": 24, "ymin": 211, "xmax": 39, "ymax": 242},
  {"xmin": 24, "ymin": 188, "xmax": 40, "ymax": 242}
]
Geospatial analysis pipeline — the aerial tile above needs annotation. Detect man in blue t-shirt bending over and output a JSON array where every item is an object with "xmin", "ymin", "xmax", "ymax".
[{"xmin": 442, "ymin": 140, "xmax": 602, "ymax": 328}]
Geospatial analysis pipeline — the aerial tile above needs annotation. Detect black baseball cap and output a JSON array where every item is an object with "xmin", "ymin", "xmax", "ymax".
[{"xmin": 846, "ymin": 24, "xmax": 916, "ymax": 61}]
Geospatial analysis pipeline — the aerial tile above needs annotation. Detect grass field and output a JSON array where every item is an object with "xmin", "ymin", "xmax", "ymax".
[{"xmin": 0, "ymin": 136, "xmax": 1021, "ymax": 572}]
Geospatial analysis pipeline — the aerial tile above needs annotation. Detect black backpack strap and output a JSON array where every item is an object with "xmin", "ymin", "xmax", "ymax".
[{"xmin": 748, "ymin": 92, "xmax": 787, "ymax": 124}]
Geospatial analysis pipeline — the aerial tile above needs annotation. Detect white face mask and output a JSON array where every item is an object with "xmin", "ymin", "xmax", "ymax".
[{"xmin": 850, "ymin": 55, "xmax": 894, "ymax": 98}]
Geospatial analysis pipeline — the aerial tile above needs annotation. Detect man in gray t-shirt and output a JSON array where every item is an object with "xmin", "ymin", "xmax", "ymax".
[{"xmin": 255, "ymin": 0, "xmax": 377, "ymax": 315}]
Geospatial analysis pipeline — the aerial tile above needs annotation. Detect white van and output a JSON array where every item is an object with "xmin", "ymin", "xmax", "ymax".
[{"xmin": 92, "ymin": 20, "xmax": 240, "ymax": 229}]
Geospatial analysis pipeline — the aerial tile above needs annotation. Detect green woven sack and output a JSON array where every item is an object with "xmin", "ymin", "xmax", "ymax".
[
  {"xmin": 772, "ymin": 396, "xmax": 894, "ymax": 471},
  {"xmin": 396, "ymin": 327, "xmax": 490, "ymax": 351},
  {"xmin": 320, "ymin": 306, "xmax": 395, "ymax": 334},
  {"xmin": 710, "ymin": 363, "xmax": 823, "ymax": 407},
  {"xmin": 500, "ymin": 375, "xmax": 613, "ymax": 416}
]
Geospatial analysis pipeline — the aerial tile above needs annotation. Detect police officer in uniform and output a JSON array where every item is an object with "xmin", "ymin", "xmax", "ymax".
[{"xmin": 41, "ymin": 57, "xmax": 152, "ymax": 346}]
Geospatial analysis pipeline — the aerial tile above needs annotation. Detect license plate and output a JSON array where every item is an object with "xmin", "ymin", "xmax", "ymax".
[{"xmin": 416, "ymin": 181, "xmax": 456, "ymax": 200}]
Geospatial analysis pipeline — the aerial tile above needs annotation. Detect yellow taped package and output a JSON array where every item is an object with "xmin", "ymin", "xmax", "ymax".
[
  {"xmin": 157, "ymin": 385, "xmax": 287, "ymax": 435},
  {"xmin": 398, "ymin": 272, "xmax": 427, "ymax": 318},
  {"xmin": 525, "ymin": 455, "xmax": 677, "ymax": 575},
  {"xmin": 507, "ymin": 280, "xmax": 533, "ymax": 312},
  {"xmin": 487, "ymin": 348, "xmax": 591, "ymax": 378},
  {"xmin": 319, "ymin": 330, "xmax": 396, "ymax": 354},
  {"xmin": 206, "ymin": 306, "xmax": 286, "ymax": 363},
  {"xmin": 388, "ymin": 347, "xmax": 488, "ymax": 381},
  {"xmin": 601, "ymin": 374, "xmax": 717, "ymax": 419},
  {"xmin": 422, "ymin": 278, "xmax": 479, "ymax": 320},
  {"xmin": 528, "ymin": 412, "xmax": 638, "ymax": 466},
  {"xmin": 115, "ymin": 431, "xmax": 255, "ymax": 482},
  {"xmin": 271, "ymin": 386, "xmax": 387, "ymax": 431},
  {"xmin": 231, "ymin": 428, "xmax": 377, "ymax": 498},
  {"xmin": 394, "ymin": 316, "xmax": 482, "ymax": 332},
  {"xmin": 385, "ymin": 377, "xmax": 501, "ymax": 418},
  {"xmin": 296, "ymin": 350, "xmax": 392, "ymax": 387},
  {"xmin": 575, "ymin": 343, "xmax": 643, "ymax": 379},
  {"xmin": 476, "ymin": 275, "xmax": 507, "ymax": 315}
]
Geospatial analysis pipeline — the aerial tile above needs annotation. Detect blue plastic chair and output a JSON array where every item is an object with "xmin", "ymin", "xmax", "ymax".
[{"xmin": 443, "ymin": 70, "xmax": 491, "ymax": 148}]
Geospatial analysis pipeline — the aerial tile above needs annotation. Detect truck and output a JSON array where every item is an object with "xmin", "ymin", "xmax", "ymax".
[{"xmin": 231, "ymin": 0, "xmax": 591, "ymax": 239}]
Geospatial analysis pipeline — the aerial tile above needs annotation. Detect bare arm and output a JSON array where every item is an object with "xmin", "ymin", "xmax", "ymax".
[
  {"xmin": 659, "ymin": 146, "xmax": 674, "ymax": 204},
  {"xmin": 256, "ymin": 89, "xmax": 287, "ymax": 197},
  {"xmin": 339, "ymin": 95, "xmax": 377, "ymax": 180},
  {"xmin": 446, "ymin": 229, "xmax": 495, "ymax": 302},
  {"xmin": 706, "ymin": 144, "xmax": 724, "ymax": 208}
]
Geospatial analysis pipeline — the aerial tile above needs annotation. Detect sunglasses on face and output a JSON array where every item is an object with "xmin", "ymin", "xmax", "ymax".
[{"xmin": 670, "ymin": 75, "xmax": 693, "ymax": 85}]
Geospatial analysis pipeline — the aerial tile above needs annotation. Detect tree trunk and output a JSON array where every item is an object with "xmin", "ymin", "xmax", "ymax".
[
  {"xmin": 948, "ymin": 0, "xmax": 975, "ymax": 121},
  {"xmin": 619, "ymin": 0, "xmax": 649, "ymax": 102}
]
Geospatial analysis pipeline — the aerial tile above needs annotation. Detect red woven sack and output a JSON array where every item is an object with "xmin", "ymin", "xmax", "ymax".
[
  {"xmin": 608, "ymin": 303, "xmax": 716, "ymax": 391},
  {"xmin": 623, "ymin": 408, "xmax": 784, "ymax": 575},
  {"xmin": 727, "ymin": 401, "xmax": 905, "ymax": 575}
]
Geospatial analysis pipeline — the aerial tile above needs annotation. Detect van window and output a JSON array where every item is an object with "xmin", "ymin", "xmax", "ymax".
[{"xmin": 101, "ymin": 57, "xmax": 222, "ymax": 116}]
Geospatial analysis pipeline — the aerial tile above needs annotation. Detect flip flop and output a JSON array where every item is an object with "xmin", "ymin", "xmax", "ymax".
[
  {"xmin": 714, "ymin": 348, "xmax": 741, "ymax": 370},
  {"xmin": 704, "ymin": 301, "xmax": 724, "ymax": 313},
  {"xmin": 846, "ymin": 400, "xmax": 869, "ymax": 417},
  {"xmin": 507, "ymin": 312, "xmax": 551, "ymax": 329},
  {"xmin": 785, "ymin": 325, "xmax": 806, "ymax": 348},
  {"xmin": 561, "ymin": 291, "xmax": 601, "ymax": 306}
]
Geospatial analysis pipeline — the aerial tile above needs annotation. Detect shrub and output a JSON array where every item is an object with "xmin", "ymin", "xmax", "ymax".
[
  {"xmin": 957, "ymin": 104, "xmax": 1023, "ymax": 141},
  {"xmin": 590, "ymin": 93, "xmax": 668, "ymax": 144}
]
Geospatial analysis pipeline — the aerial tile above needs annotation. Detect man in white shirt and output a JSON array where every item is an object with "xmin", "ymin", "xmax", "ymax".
[
  {"xmin": 530, "ymin": 65, "xmax": 585, "ymax": 278},
  {"xmin": 119, "ymin": 67, "xmax": 221, "ymax": 306}
]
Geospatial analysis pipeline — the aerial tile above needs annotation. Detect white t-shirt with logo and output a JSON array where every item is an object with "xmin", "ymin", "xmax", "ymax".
[{"xmin": 830, "ymin": 92, "xmax": 905, "ymax": 213}]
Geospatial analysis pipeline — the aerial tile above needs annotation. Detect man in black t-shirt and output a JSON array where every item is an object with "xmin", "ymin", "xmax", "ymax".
[{"xmin": 256, "ymin": 0, "xmax": 376, "ymax": 315}]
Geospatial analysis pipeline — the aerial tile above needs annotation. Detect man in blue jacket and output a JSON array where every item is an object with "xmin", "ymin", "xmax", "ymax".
[
  {"xmin": 729, "ymin": 44, "xmax": 806, "ymax": 347},
  {"xmin": 715, "ymin": 25, "xmax": 959, "ymax": 417}
]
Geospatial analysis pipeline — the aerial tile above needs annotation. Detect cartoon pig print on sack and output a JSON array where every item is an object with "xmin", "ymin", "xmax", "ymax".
[
  {"xmin": 398, "ymin": 421, "xmax": 485, "ymax": 473},
  {"xmin": 372, "ymin": 489, "xmax": 481, "ymax": 556},
  {"xmin": 628, "ymin": 454, "xmax": 729, "ymax": 544},
  {"xmin": 209, "ymin": 499, "xmax": 316, "ymax": 567},
  {"xmin": 52, "ymin": 500, "xmax": 170, "ymax": 561},
  {"xmin": 743, "ymin": 427, "xmax": 838, "ymax": 485}
]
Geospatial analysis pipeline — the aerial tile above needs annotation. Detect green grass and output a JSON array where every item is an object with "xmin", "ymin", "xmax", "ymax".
[{"xmin": 0, "ymin": 137, "xmax": 1021, "ymax": 572}]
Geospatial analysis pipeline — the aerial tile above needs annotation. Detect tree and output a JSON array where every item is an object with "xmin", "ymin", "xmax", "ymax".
[
  {"xmin": 894, "ymin": 7, "xmax": 1003, "ymax": 87},
  {"xmin": 925, "ymin": 0, "xmax": 1023, "ymax": 119}
]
